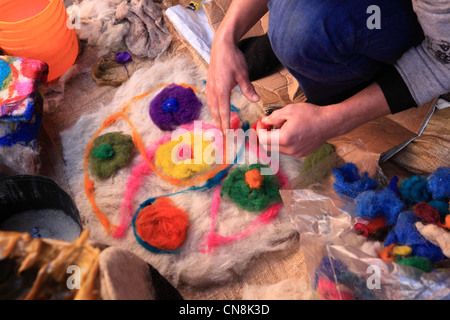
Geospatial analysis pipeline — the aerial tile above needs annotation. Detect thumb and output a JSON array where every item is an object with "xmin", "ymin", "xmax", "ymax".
[
  {"xmin": 238, "ymin": 79, "xmax": 260, "ymax": 102},
  {"xmin": 261, "ymin": 108, "xmax": 289, "ymax": 128}
]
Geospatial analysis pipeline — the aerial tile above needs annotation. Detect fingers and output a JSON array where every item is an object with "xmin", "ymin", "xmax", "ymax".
[
  {"xmin": 206, "ymin": 85, "xmax": 222, "ymax": 132},
  {"xmin": 261, "ymin": 107, "xmax": 290, "ymax": 128},
  {"xmin": 218, "ymin": 92, "xmax": 231, "ymax": 133}
]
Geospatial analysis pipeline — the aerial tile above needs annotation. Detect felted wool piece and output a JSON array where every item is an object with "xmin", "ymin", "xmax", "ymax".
[
  {"xmin": 149, "ymin": 84, "xmax": 202, "ymax": 131},
  {"xmin": 355, "ymin": 189, "xmax": 404, "ymax": 226},
  {"xmin": 332, "ymin": 162, "xmax": 377, "ymax": 198},
  {"xmin": 88, "ymin": 132, "xmax": 135, "ymax": 179},
  {"xmin": 72, "ymin": 0, "xmax": 172, "ymax": 59},
  {"xmin": 0, "ymin": 56, "xmax": 48, "ymax": 121},
  {"xmin": 220, "ymin": 164, "xmax": 281, "ymax": 212},
  {"xmin": 399, "ymin": 175, "xmax": 431, "ymax": 206},
  {"xmin": 415, "ymin": 222, "xmax": 450, "ymax": 258},
  {"xmin": 426, "ymin": 167, "xmax": 450, "ymax": 200},
  {"xmin": 60, "ymin": 55, "xmax": 301, "ymax": 287},
  {"xmin": 384, "ymin": 211, "xmax": 446, "ymax": 262}
]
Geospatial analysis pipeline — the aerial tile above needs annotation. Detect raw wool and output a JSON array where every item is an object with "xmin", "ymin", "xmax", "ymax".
[
  {"xmin": 70, "ymin": 0, "xmax": 172, "ymax": 59},
  {"xmin": 61, "ymin": 55, "xmax": 301, "ymax": 286},
  {"xmin": 0, "ymin": 143, "xmax": 41, "ymax": 175},
  {"xmin": 241, "ymin": 278, "xmax": 314, "ymax": 300},
  {"xmin": 415, "ymin": 222, "xmax": 450, "ymax": 258}
]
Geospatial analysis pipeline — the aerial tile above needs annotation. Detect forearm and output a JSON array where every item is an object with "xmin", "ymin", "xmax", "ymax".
[
  {"xmin": 324, "ymin": 83, "xmax": 391, "ymax": 138},
  {"xmin": 215, "ymin": 0, "xmax": 270, "ymax": 44}
]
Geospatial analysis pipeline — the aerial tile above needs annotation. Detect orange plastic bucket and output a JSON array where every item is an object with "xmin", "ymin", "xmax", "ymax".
[{"xmin": 0, "ymin": 0, "xmax": 79, "ymax": 82}]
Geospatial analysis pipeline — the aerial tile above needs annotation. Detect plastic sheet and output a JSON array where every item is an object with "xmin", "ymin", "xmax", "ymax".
[{"xmin": 280, "ymin": 139, "xmax": 450, "ymax": 300}]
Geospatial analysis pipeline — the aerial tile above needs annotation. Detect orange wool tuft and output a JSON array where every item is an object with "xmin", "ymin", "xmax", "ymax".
[
  {"xmin": 135, "ymin": 197, "xmax": 189, "ymax": 251},
  {"xmin": 245, "ymin": 168, "xmax": 264, "ymax": 189},
  {"xmin": 379, "ymin": 243, "xmax": 396, "ymax": 262}
]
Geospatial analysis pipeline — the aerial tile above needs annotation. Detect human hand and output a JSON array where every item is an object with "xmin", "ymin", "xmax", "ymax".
[
  {"xmin": 206, "ymin": 36, "xmax": 260, "ymax": 133},
  {"xmin": 257, "ymin": 103, "xmax": 334, "ymax": 158}
]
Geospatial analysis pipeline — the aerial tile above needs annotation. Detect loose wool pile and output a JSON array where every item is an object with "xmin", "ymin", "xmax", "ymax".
[{"xmin": 61, "ymin": 55, "xmax": 301, "ymax": 286}]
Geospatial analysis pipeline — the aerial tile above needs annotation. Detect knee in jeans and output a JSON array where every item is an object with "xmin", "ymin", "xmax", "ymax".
[{"xmin": 268, "ymin": 2, "xmax": 340, "ymax": 67}]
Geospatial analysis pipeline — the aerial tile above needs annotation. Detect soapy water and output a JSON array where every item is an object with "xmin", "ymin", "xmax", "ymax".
[{"xmin": 0, "ymin": 209, "xmax": 81, "ymax": 242}]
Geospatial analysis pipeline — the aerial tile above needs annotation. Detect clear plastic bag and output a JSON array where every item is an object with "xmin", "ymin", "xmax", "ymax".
[{"xmin": 280, "ymin": 139, "xmax": 450, "ymax": 300}]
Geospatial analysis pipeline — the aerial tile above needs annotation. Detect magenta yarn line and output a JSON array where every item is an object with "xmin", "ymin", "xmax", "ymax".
[{"xmin": 200, "ymin": 190, "xmax": 283, "ymax": 253}]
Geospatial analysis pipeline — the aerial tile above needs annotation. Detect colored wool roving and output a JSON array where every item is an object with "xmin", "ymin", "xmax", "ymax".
[
  {"xmin": 426, "ymin": 167, "xmax": 450, "ymax": 200},
  {"xmin": 355, "ymin": 188, "xmax": 404, "ymax": 226},
  {"xmin": 220, "ymin": 164, "xmax": 281, "ymax": 212},
  {"xmin": 154, "ymin": 133, "xmax": 213, "ymax": 180},
  {"xmin": 149, "ymin": 84, "xmax": 202, "ymax": 131},
  {"xmin": 332, "ymin": 162, "xmax": 377, "ymax": 199},
  {"xmin": 88, "ymin": 132, "xmax": 135, "ymax": 179},
  {"xmin": 134, "ymin": 197, "xmax": 189, "ymax": 253}
]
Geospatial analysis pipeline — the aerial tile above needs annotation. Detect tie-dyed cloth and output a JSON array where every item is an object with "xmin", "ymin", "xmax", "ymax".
[
  {"xmin": 0, "ymin": 56, "xmax": 48, "ymax": 147},
  {"xmin": 0, "ymin": 56, "xmax": 48, "ymax": 122}
]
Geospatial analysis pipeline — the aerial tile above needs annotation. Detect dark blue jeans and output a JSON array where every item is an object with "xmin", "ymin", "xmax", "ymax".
[{"xmin": 267, "ymin": 0, "xmax": 424, "ymax": 105}]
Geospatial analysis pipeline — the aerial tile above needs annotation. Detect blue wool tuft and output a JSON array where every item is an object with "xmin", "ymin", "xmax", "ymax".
[
  {"xmin": 356, "ymin": 188, "xmax": 404, "ymax": 226},
  {"xmin": 332, "ymin": 163, "xmax": 377, "ymax": 198},
  {"xmin": 426, "ymin": 167, "xmax": 450, "ymax": 200},
  {"xmin": 388, "ymin": 176, "xmax": 400, "ymax": 197},
  {"xmin": 161, "ymin": 97, "xmax": 180, "ymax": 113},
  {"xmin": 384, "ymin": 211, "xmax": 445, "ymax": 262},
  {"xmin": 313, "ymin": 256, "xmax": 348, "ymax": 290},
  {"xmin": 399, "ymin": 175, "xmax": 431, "ymax": 205},
  {"xmin": 429, "ymin": 199, "xmax": 449, "ymax": 220}
]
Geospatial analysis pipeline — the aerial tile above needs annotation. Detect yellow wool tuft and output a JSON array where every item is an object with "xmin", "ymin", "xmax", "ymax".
[
  {"xmin": 154, "ymin": 133, "xmax": 214, "ymax": 179},
  {"xmin": 393, "ymin": 245, "xmax": 413, "ymax": 257}
]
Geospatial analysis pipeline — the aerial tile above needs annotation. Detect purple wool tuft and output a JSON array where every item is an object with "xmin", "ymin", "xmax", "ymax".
[{"xmin": 149, "ymin": 84, "xmax": 202, "ymax": 131}]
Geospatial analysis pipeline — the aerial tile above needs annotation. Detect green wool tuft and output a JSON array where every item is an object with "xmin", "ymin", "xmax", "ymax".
[
  {"xmin": 397, "ymin": 256, "xmax": 433, "ymax": 273},
  {"xmin": 93, "ymin": 143, "xmax": 115, "ymax": 159},
  {"xmin": 301, "ymin": 142, "xmax": 335, "ymax": 172},
  {"xmin": 221, "ymin": 163, "xmax": 281, "ymax": 212},
  {"xmin": 88, "ymin": 132, "xmax": 135, "ymax": 179}
]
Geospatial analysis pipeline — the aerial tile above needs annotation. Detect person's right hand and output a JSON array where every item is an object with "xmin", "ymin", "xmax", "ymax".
[{"xmin": 206, "ymin": 35, "xmax": 260, "ymax": 133}]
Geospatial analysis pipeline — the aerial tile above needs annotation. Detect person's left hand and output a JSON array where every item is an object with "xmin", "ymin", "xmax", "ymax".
[{"xmin": 256, "ymin": 102, "xmax": 334, "ymax": 158}]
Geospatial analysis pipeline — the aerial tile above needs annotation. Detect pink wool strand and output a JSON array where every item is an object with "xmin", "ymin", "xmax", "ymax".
[{"xmin": 201, "ymin": 169, "xmax": 288, "ymax": 253}]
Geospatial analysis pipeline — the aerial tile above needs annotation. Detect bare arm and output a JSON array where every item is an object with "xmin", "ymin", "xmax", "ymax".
[{"xmin": 206, "ymin": 0, "xmax": 270, "ymax": 132}]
